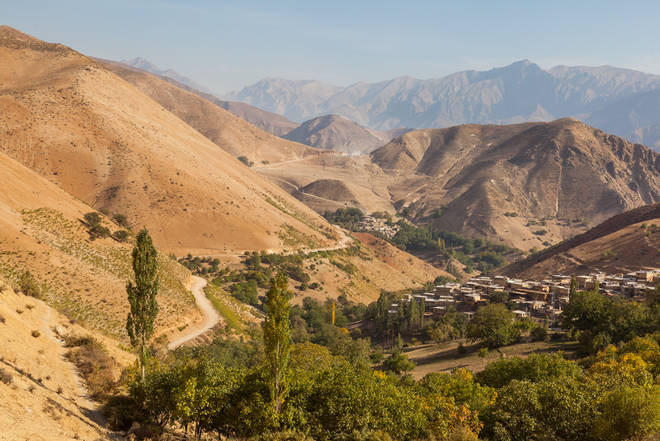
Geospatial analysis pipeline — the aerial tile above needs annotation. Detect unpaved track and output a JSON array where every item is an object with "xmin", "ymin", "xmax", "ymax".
[{"xmin": 168, "ymin": 276, "xmax": 220, "ymax": 350}]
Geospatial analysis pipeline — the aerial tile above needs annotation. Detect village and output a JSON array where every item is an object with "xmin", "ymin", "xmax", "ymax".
[{"xmin": 389, "ymin": 268, "xmax": 660, "ymax": 323}]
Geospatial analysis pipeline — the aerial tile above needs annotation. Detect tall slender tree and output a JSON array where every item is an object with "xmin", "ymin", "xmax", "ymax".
[
  {"xmin": 263, "ymin": 272, "xmax": 292, "ymax": 415},
  {"xmin": 126, "ymin": 228, "xmax": 159, "ymax": 382},
  {"xmin": 569, "ymin": 276, "xmax": 578, "ymax": 298}
]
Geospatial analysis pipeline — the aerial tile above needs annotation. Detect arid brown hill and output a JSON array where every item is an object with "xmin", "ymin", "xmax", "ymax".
[
  {"xmin": 371, "ymin": 119, "xmax": 660, "ymax": 250},
  {"xmin": 499, "ymin": 203, "xmax": 660, "ymax": 278},
  {"xmin": 118, "ymin": 57, "xmax": 300, "ymax": 136},
  {"xmin": 98, "ymin": 59, "xmax": 320, "ymax": 163},
  {"xmin": 283, "ymin": 114, "xmax": 403, "ymax": 155},
  {"xmin": 0, "ymin": 26, "xmax": 336, "ymax": 255}
]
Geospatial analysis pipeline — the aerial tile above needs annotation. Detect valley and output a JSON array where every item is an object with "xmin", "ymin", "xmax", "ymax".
[{"xmin": 1, "ymin": 21, "xmax": 660, "ymax": 441}]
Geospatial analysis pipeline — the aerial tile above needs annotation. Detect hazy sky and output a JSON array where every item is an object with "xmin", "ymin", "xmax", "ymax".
[{"xmin": 5, "ymin": 0, "xmax": 660, "ymax": 94}]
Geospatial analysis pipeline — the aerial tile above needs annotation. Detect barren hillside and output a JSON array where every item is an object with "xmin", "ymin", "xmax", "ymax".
[
  {"xmin": 0, "ymin": 280, "xmax": 130, "ymax": 441},
  {"xmin": 499, "ymin": 203, "xmax": 660, "ymax": 278},
  {"xmin": 0, "ymin": 148, "xmax": 201, "ymax": 340},
  {"xmin": 283, "ymin": 114, "xmax": 398, "ymax": 155},
  {"xmin": 99, "ymin": 58, "xmax": 318, "ymax": 163},
  {"xmin": 372, "ymin": 119, "xmax": 660, "ymax": 250},
  {"xmin": 0, "ymin": 26, "xmax": 337, "ymax": 256}
]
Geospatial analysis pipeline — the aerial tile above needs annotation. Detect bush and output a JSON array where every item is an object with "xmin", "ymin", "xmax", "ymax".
[
  {"xmin": 89, "ymin": 225, "xmax": 111, "ymax": 239},
  {"xmin": 0, "ymin": 368, "xmax": 12, "ymax": 385},
  {"xmin": 83, "ymin": 212, "xmax": 102, "ymax": 227},
  {"xmin": 64, "ymin": 335, "xmax": 118, "ymax": 400},
  {"xmin": 112, "ymin": 213, "xmax": 129, "ymax": 228},
  {"xmin": 18, "ymin": 270, "xmax": 41, "ymax": 299},
  {"xmin": 31, "ymin": 330, "xmax": 41, "ymax": 338},
  {"xmin": 533, "ymin": 229, "xmax": 548, "ymax": 236},
  {"xmin": 231, "ymin": 280, "xmax": 259, "ymax": 306},
  {"xmin": 238, "ymin": 156, "xmax": 254, "ymax": 167},
  {"xmin": 382, "ymin": 350, "xmax": 415, "ymax": 374},
  {"xmin": 531, "ymin": 326, "xmax": 548, "ymax": 342},
  {"xmin": 112, "ymin": 230, "xmax": 129, "ymax": 242}
]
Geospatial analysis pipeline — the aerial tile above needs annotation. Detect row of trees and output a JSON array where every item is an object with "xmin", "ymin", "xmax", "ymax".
[{"xmin": 120, "ymin": 229, "xmax": 660, "ymax": 440}]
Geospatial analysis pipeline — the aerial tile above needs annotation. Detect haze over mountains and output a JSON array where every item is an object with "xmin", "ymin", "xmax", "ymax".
[
  {"xmin": 226, "ymin": 60, "xmax": 660, "ymax": 151},
  {"xmin": 103, "ymin": 55, "xmax": 660, "ymax": 252}
]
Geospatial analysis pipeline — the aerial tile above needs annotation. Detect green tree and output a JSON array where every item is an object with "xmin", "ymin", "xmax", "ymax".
[
  {"xmin": 263, "ymin": 272, "xmax": 292, "ymax": 415},
  {"xmin": 593, "ymin": 386, "xmax": 660, "ymax": 441},
  {"xmin": 467, "ymin": 304, "xmax": 520, "ymax": 348},
  {"xmin": 126, "ymin": 228, "xmax": 160, "ymax": 382},
  {"xmin": 382, "ymin": 350, "xmax": 415, "ymax": 375}
]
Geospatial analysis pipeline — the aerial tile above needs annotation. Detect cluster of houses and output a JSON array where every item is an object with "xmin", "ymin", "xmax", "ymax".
[
  {"xmin": 389, "ymin": 268, "xmax": 660, "ymax": 323},
  {"xmin": 358, "ymin": 215, "xmax": 400, "ymax": 239}
]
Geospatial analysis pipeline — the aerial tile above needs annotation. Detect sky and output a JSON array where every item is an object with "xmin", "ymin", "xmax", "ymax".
[{"xmin": 4, "ymin": 0, "xmax": 660, "ymax": 94}]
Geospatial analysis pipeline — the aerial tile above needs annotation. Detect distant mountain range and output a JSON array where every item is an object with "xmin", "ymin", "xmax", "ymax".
[
  {"xmin": 225, "ymin": 60, "xmax": 660, "ymax": 151},
  {"xmin": 122, "ymin": 56, "xmax": 217, "ymax": 95}
]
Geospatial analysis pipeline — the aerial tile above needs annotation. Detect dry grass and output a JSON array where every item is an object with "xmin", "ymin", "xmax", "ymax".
[{"xmin": 64, "ymin": 335, "xmax": 119, "ymax": 401}]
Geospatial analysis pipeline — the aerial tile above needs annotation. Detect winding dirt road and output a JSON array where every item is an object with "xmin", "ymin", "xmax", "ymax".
[
  {"xmin": 168, "ymin": 227, "xmax": 353, "ymax": 349},
  {"xmin": 167, "ymin": 276, "xmax": 220, "ymax": 350}
]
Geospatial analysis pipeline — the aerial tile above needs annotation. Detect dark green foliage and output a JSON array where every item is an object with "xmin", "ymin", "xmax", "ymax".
[
  {"xmin": 231, "ymin": 279, "xmax": 259, "ymax": 306},
  {"xmin": 263, "ymin": 272, "xmax": 292, "ymax": 414},
  {"xmin": 322, "ymin": 207, "xmax": 363, "ymax": 230},
  {"xmin": 476, "ymin": 353, "xmax": 583, "ymax": 389},
  {"xmin": 83, "ymin": 211, "xmax": 102, "ymax": 227},
  {"xmin": 467, "ymin": 304, "xmax": 520, "ymax": 348},
  {"xmin": 530, "ymin": 326, "xmax": 548, "ymax": 342},
  {"xmin": 126, "ymin": 228, "xmax": 159, "ymax": 381},
  {"xmin": 382, "ymin": 350, "xmax": 415, "ymax": 374},
  {"xmin": 112, "ymin": 229, "xmax": 129, "ymax": 242},
  {"xmin": 562, "ymin": 287, "xmax": 657, "ymax": 354},
  {"xmin": 112, "ymin": 213, "xmax": 129, "ymax": 228},
  {"xmin": 238, "ymin": 155, "xmax": 255, "ymax": 166},
  {"xmin": 89, "ymin": 224, "xmax": 111, "ymax": 239}
]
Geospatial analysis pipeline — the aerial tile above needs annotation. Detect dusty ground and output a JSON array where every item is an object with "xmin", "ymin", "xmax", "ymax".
[
  {"xmin": 0, "ymin": 280, "xmax": 130, "ymax": 441},
  {"xmin": 405, "ymin": 339, "xmax": 579, "ymax": 380}
]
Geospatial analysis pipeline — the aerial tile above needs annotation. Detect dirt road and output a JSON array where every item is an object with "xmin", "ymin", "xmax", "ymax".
[{"xmin": 167, "ymin": 276, "xmax": 220, "ymax": 350}]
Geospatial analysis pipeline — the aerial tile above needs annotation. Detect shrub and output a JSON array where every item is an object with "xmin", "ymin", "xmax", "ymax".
[
  {"xmin": 238, "ymin": 156, "xmax": 254, "ymax": 167},
  {"xmin": 382, "ymin": 350, "xmax": 415, "ymax": 374},
  {"xmin": 65, "ymin": 335, "xmax": 118, "ymax": 400},
  {"xmin": 89, "ymin": 225, "xmax": 111, "ymax": 239},
  {"xmin": 533, "ymin": 229, "xmax": 548, "ymax": 236},
  {"xmin": 112, "ymin": 213, "xmax": 129, "ymax": 228},
  {"xmin": 531, "ymin": 326, "xmax": 548, "ymax": 342},
  {"xmin": 18, "ymin": 270, "xmax": 41, "ymax": 299},
  {"xmin": 479, "ymin": 347, "xmax": 489, "ymax": 358},
  {"xmin": 31, "ymin": 330, "xmax": 41, "ymax": 338},
  {"xmin": 503, "ymin": 212, "xmax": 518, "ymax": 217},
  {"xmin": 83, "ymin": 212, "xmax": 102, "ymax": 227},
  {"xmin": 112, "ymin": 230, "xmax": 129, "ymax": 242},
  {"xmin": 0, "ymin": 368, "xmax": 12, "ymax": 385}
]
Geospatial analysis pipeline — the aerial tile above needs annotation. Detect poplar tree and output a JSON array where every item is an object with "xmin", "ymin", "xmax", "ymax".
[
  {"xmin": 263, "ymin": 272, "xmax": 291, "ymax": 415},
  {"xmin": 126, "ymin": 228, "xmax": 159, "ymax": 382},
  {"xmin": 569, "ymin": 276, "xmax": 578, "ymax": 298}
]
